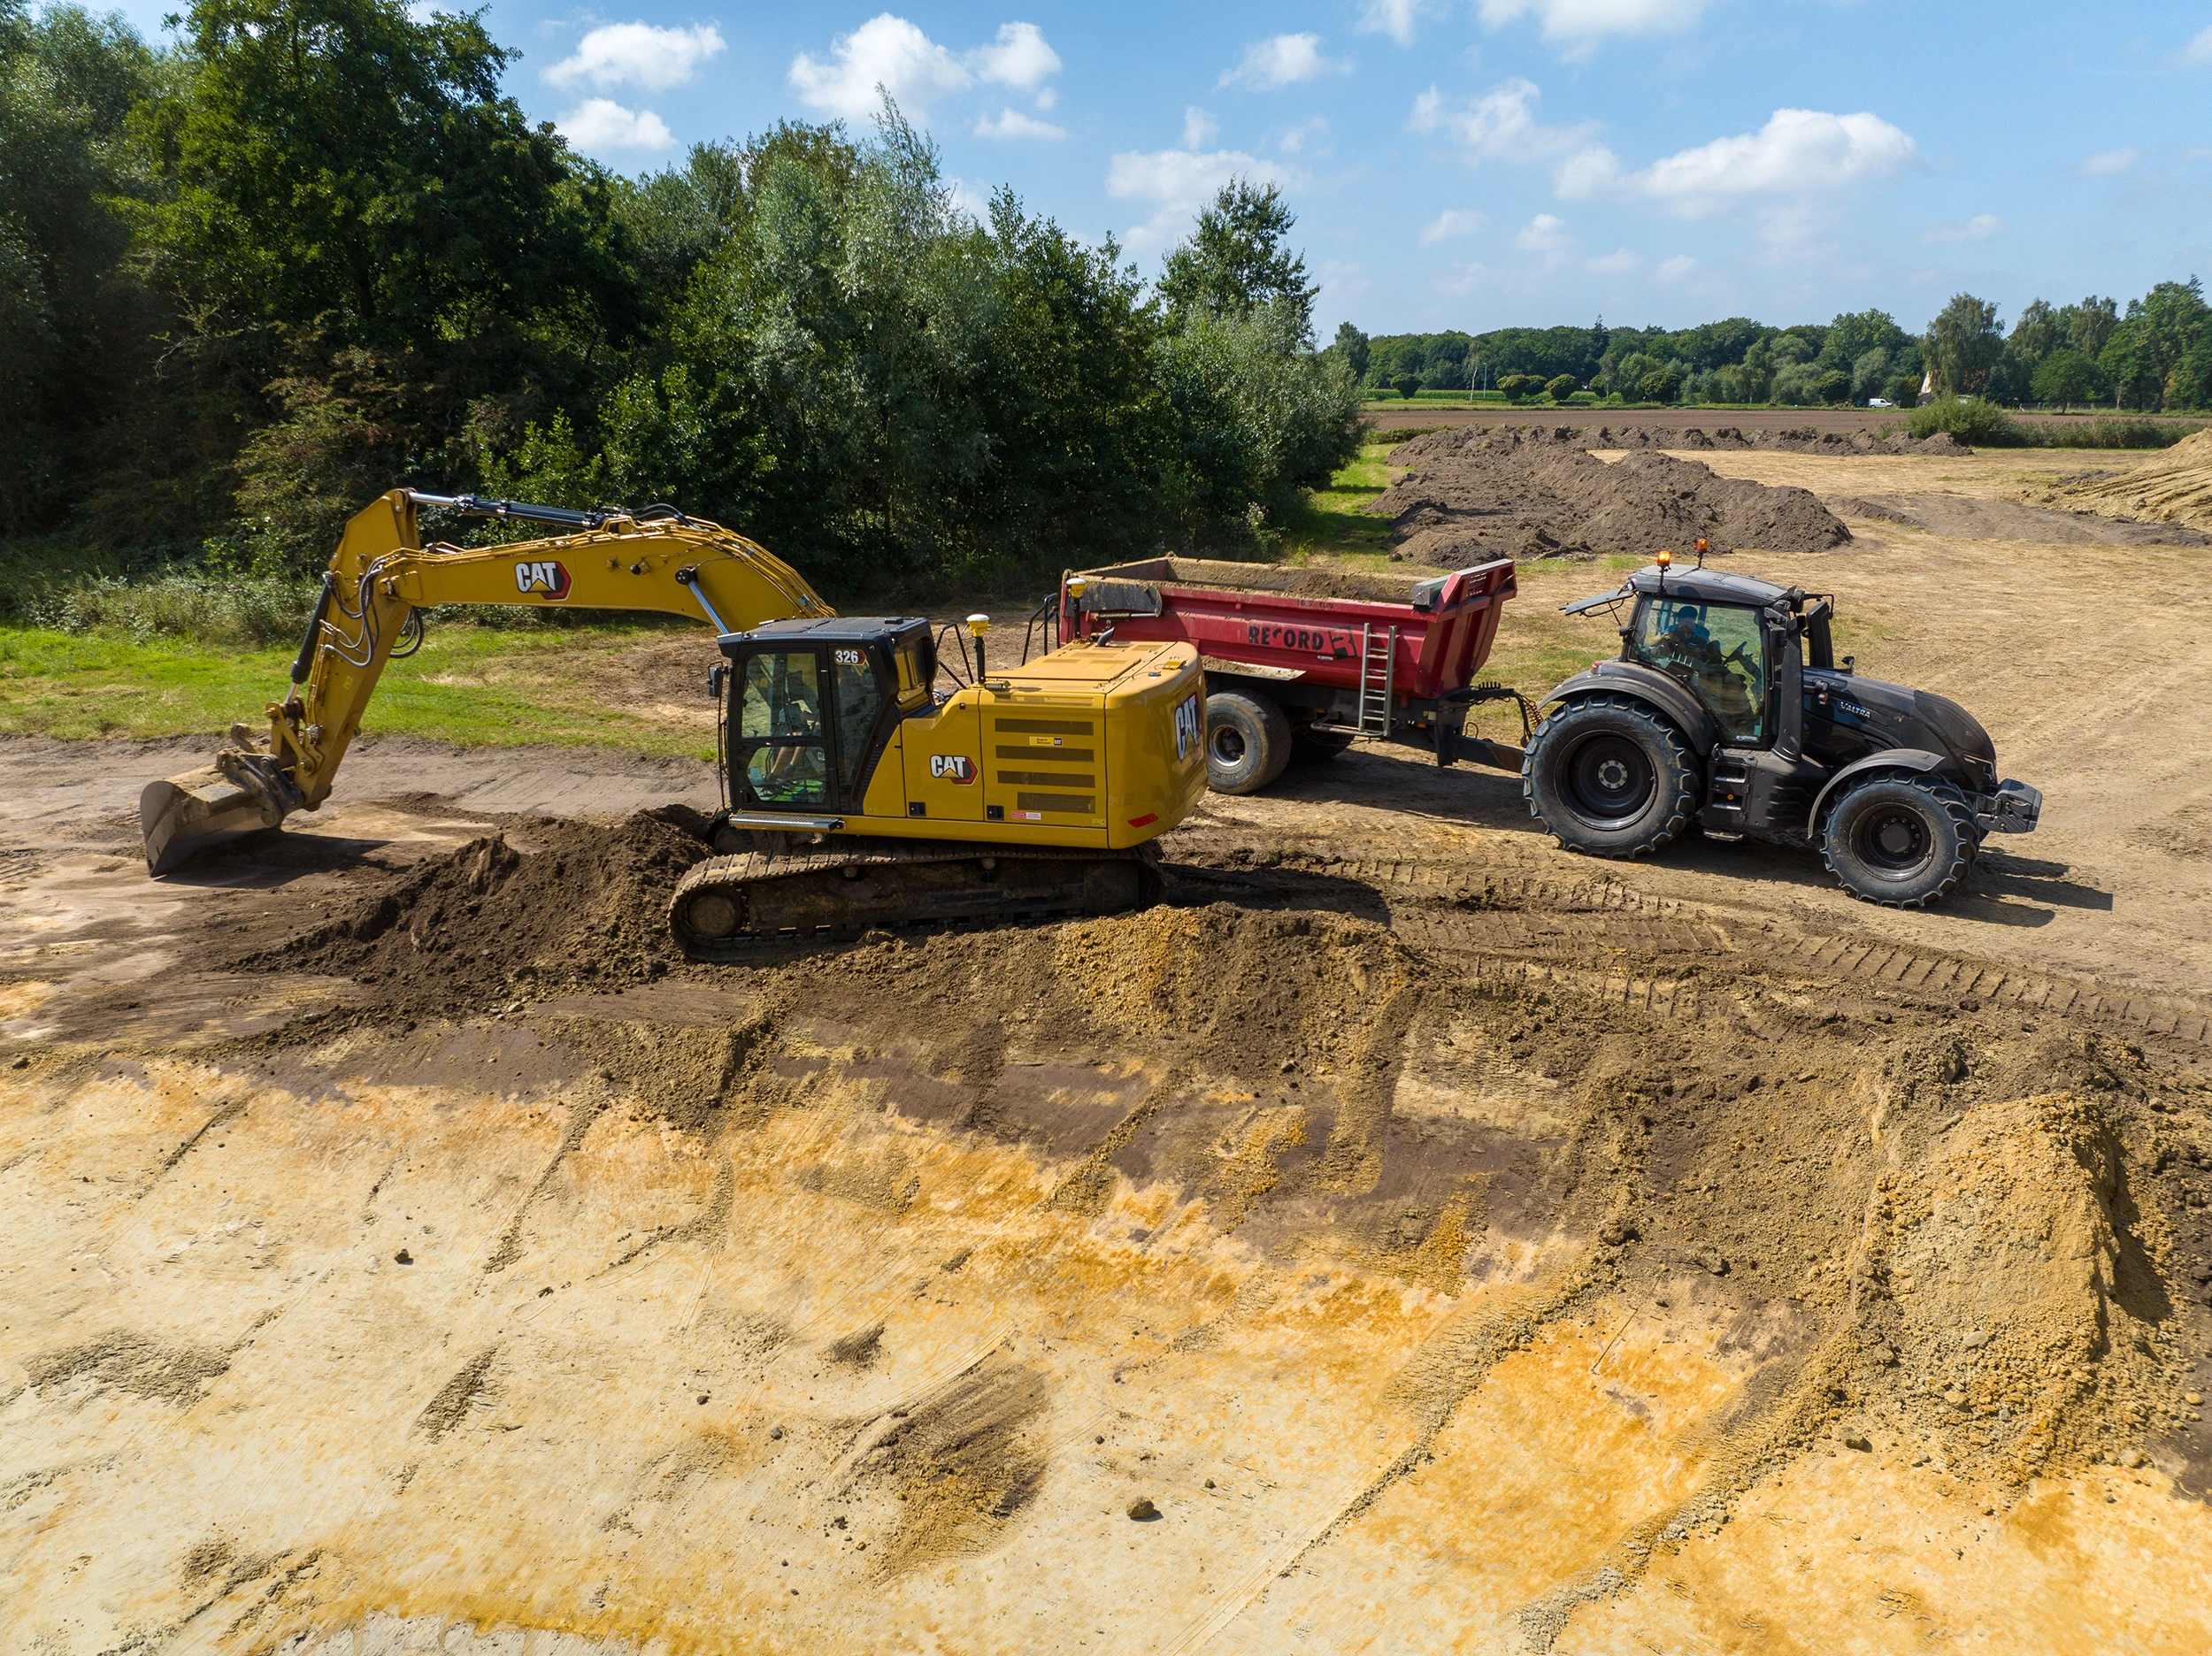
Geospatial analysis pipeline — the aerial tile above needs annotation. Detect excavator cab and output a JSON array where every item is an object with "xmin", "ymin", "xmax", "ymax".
[{"xmin": 712, "ymin": 617, "xmax": 933, "ymax": 816}]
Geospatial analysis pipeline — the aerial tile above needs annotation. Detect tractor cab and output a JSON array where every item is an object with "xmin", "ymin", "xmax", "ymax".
[{"xmin": 709, "ymin": 617, "xmax": 935, "ymax": 815}]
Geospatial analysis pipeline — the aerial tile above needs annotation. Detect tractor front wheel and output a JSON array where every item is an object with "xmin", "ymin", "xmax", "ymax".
[
  {"xmin": 1522, "ymin": 694, "xmax": 1699, "ymax": 857},
  {"xmin": 1821, "ymin": 775, "xmax": 1978, "ymax": 908}
]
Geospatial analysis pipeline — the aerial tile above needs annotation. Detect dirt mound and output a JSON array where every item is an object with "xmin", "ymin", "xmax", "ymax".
[
  {"xmin": 2036, "ymin": 427, "xmax": 2212, "ymax": 531},
  {"xmin": 1831, "ymin": 493, "xmax": 2212, "ymax": 546},
  {"xmin": 1584, "ymin": 423, "xmax": 1970, "ymax": 456},
  {"xmin": 240, "ymin": 809, "xmax": 711, "ymax": 1012},
  {"xmin": 1371, "ymin": 425, "xmax": 1854, "ymax": 564}
]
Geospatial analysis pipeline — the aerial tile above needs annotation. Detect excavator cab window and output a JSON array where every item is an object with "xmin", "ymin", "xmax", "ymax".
[
  {"xmin": 831, "ymin": 649, "xmax": 889, "ymax": 798},
  {"xmin": 739, "ymin": 652, "xmax": 830, "ymax": 806},
  {"xmin": 1631, "ymin": 598, "xmax": 1770, "ymax": 745}
]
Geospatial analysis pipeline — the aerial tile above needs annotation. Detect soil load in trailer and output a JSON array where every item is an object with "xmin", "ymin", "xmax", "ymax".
[{"xmin": 1057, "ymin": 556, "xmax": 1523, "ymax": 794}]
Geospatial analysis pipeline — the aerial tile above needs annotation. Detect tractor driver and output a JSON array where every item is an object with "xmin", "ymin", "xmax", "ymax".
[{"xmin": 1645, "ymin": 602, "xmax": 1761, "ymax": 735}]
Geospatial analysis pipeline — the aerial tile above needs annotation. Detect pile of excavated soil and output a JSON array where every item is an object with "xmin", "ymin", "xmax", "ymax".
[
  {"xmin": 1831, "ymin": 492, "xmax": 2212, "ymax": 546},
  {"xmin": 1371, "ymin": 426, "xmax": 1855, "ymax": 564},
  {"xmin": 237, "ymin": 809, "xmax": 711, "ymax": 1013},
  {"xmin": 1578, "ymin": 423, "xmax": 1971, "ymax": 456},
  {"xmin": 2036, "ymin": 427, "xmax": 2212, "ymax": 532}
]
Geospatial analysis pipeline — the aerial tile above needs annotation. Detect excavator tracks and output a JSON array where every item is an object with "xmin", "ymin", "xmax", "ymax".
[{"xmin": 669, "ymin": 837, "xmax": 1163, "ymax": 958}]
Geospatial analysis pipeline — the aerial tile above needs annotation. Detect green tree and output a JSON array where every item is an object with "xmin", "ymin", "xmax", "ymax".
[
  {"xmin": 1544, "ymin": 373, "xmax": 1578, "ymax": 401},
  {"xmin": 1497, "ymin": 372, "xmax": 1543, "ymax": 402},
  {"xmin": 1818, "ymin": 309, "xmax": 1905, "ymax": 371},
  {"xmin": 1390, "ymin": 373, "xmax": 1419, "ymax": 399},
  {"xmin": 1638, "ymin": 366, "xmax": 1680, "ymax": 403},
  {"xmin": 1924, "ymin": 293, "xmax": 2003, "ymax": 396},
  {"xmin": 1327, "ymin": 320, "xmax": 1369, "ymax": 382},
  {"xmin": 2030, "ymin": 349, "xmax": 2100, "ymax": 411},
  {"xmin": 1157, "ymin": 180, "xmax": 1317, "ymax": 335},
  {"xmin": 1816, "ymin": 369, "xmax": 1851, "ymax": 405}
]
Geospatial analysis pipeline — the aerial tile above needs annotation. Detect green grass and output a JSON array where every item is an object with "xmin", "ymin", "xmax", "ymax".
[
  {"xmin": 0, "ymin": 622, "xmax": 716, "ymax": 755},
  {"xmin": 1277, "ymin": 441, "xmax": 1402, "ymax": 561}
]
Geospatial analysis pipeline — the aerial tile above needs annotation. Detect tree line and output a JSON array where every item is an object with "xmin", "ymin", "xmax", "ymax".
[
  {"xmin": 1336, "ymin": 284, "xmax": 2212, "ymax": 412},
  {"xmin": 0, "ymin": 0, "xmax": 1359, "ymax": 597}
]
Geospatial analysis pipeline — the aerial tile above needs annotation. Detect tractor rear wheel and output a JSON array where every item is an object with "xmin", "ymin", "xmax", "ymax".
[
  {"xmin": 1523, "ymin": 694, "xmax": 1699, "ymax": 857},
  {"xmin": 1206, "ymin": 692, "xmax": 1293, "ymax": 794},
  {"xmin": 1820, "ymin": 775, "xmax": 1978, "ymax": 908}
]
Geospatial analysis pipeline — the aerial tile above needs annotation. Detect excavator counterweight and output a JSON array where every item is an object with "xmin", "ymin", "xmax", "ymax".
[{"xmin": 141, "ymin": 490, "xmax": 1208, "ymax": 944}]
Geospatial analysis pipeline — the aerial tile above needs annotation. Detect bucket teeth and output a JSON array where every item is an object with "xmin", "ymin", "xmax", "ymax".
[{"xmin": 140, "ymin": 756, "xmax": 290, "ymax": 876}]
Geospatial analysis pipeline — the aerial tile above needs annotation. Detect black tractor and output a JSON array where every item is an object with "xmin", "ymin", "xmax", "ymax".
[{"xmin": 1523, "ymin": 555, "xmax": 2041, "ymax": 908}]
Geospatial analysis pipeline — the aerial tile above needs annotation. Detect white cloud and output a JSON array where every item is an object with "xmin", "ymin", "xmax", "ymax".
[
  {"xmin": 557, "ymin": 98, "xmax": 675, "ymax": 153},
  {"xmin": 1560, "ymin": 108, "xmax": 1917, "ymax": 216},
  {"xmin": 790, "ymin": 15, "xmax": 972, "ymax": 119},
  {"xmin": 972, "ymin": 20, "xmax": 1060, "ymax": 89},
  {"xmin": 1655, "ymin": 254, "xmax": 1696, "ymax": 281},
  {"xmin": 1279, "ymin": 117, "xmax": 1331, "ymax": 155},
  {"xmin": 1220, "ymin": 33, "xmax": 1347, "ymax": 90},
  {"xmin": 975, "ymin": 107, "xmax": 1066, "ymax": 141},
  {"xmin": 788, "ymin": 15, "xmax": 1064, "ymax": 122},
  {"xmin": 1409, "ymin": 77, "xmax": 1601, "ymax": 164},
  {"xmin": 1106, "ymin": 144, "xmax": 1294, "ymax": 250},
  {"xmin": 1586, "ymin": 247, "xmax": 1640, "ymax": 274},
  {"xmin": 1357, "ymin": 0, "xmax": 1439, "ymax": 44},
  {"xmin": 1516, "ymin": 211, "xmax": 1567, "ymax": 253},
  {"xmin": 1182, "ymin": 106, "xmax": 1219, "ymax": 149},
  {"xmin": 2179, "ymin": 23, "xmax": 2212, "ymax": 65},
  {"xmin": 1922, "ymin": 212, "xmax": 2002, "ymax": 244},
  {"xmin": 2078, "ymin": 146, "xmax": 2142, "ymax": 175},
  {"xmin": 1419, "ymin": 208, "xmax": 1488, "ymax": 244},
  {"xmin": 546, "ymin": 22, "xmax": 725, "ymax": 93},
  {"xmin": 1476, "ymin": 0, "xmax": 1712, "ymax": 58}
]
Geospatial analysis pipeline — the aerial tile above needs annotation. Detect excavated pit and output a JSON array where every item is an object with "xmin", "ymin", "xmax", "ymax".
[
  {"xmin": 191, "ymin": 822, "xmax": 2212, "ymax": 1494},
  {"xmin": 11, "ymin": 801, "xmax": 2212, "ymax": 1652}
]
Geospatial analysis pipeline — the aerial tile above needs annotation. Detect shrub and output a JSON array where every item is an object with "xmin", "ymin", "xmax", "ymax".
[
  {"xmin": 2021, "ymin": 418, "xmax": 2204, "ymax": 450},
  {"xmin": 22, "ymin": 571, "xmax": 319, "ymax": 646},
  {"xmin": 1390, "ymin": 374, "xmax": 1420, "ymax": 400},
  {"xmin": 1637, "ymin": 367, "xmax": 1680, "ymax": 403},
  {"xmin": 1904, "ymin": 396, "xmax": 2023, "ymax": 446},
  {"xmin": 1544, "ymin": 373, "xmax": 1579, "ymax": 401},
  {"xmin": 1498, "ymin": 373, "xmax": 1545, "ymax": 402},
  {"xmin": 1816, "ymin": 370, "xmax": 1852, "ymax": 405}
]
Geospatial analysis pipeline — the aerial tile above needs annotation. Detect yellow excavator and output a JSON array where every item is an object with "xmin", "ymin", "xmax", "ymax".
[{"xmin": 141, "ymin": 489, "xmax": 1208, "ymax": 951}]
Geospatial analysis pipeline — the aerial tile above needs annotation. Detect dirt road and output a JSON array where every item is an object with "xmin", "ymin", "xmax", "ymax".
[{"xmin": 5, "ymin": 447, "xmax": 2212, "ymax": 1654}]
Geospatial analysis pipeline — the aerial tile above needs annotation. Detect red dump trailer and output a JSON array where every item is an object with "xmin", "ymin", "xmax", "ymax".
[{"xmin": 1051, "ymin": 557, "xmax": 1525, "ymax": 794}]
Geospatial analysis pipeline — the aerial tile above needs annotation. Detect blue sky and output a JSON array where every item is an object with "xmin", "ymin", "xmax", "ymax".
[{"xmin": 101, "ymin": 1, "xmax": 2212, "ymax": 338}]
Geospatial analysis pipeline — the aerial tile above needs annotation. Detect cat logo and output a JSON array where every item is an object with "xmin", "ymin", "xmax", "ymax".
[
  {"xmin": 1173, "ymin": 691, "xmax": 1201, "ymax": 762},
  {"xmin": 514, "ymin": 558, "xmax": 572, "ymax": 599},
  {"xmin": 929, "ymin": 755, "xmax": 976, "ymax": 784}
]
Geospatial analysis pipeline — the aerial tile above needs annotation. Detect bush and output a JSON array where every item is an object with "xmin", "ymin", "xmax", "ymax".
[
  {"xmin": 1637, "ymin": 367, "xmax": 1680, "ymax": 403},
  {"xmin": 1544, "ymin": 373, "xmax": 1579, "ymax": 402},
  {"xmin": 1390, "ymin": 375, "xmax": 1420, "ymax": 400},
  {"xmin": 1497, "ymin": 373, "xmax": 1545, "ymax": 402},
  {"xmin": 1816, "ymin": 370, "xmax": 1851, "ymax": 405},
  {"xmin": 1904, "ymin": 397, "xmax": 2023, "ymax": 446},
  {"xmin": 2021, "ymin": 418, "xmax": 2205, "ymax": 450},
  {"xmin": 22, "ymin": 571, "xmax": 319, "ymax": 646}
]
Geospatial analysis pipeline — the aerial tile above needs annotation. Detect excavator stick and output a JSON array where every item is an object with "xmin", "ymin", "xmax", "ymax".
[{"xmin": 139, "ymin": 751, "xmax": 295, "ymax": 875}]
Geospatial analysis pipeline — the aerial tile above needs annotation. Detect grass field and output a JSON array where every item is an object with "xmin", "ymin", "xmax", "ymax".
[{"xmin": 0, "ymin": 621, "xmax": 718, "ymax": 755}]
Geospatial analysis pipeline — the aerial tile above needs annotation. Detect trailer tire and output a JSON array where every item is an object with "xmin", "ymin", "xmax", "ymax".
[
  {"xmin": 1523, "ymin": 694, "xmax": 1699, "ymax": 858},
  {"xmin": 1289, "ymin": 727, "xmax": 1355, "ymax": 765},
  {"xmin": 1206, "ymin": 692, "xmax": 1293, "ymax": 794}
]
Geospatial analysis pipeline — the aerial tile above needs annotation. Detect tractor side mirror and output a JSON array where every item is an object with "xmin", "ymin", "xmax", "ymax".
[
  {"xmin": 1840, "ymin": 656, "xmax": 1855, "ymax": 675},
  {"xmin": 706, "ymin": 663, "xmax": 728, "ymax": 701}
]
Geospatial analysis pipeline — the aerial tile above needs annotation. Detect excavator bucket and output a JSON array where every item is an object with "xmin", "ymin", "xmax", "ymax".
[{"xmin": 139, "ymin": 760, "xmax": 289, "ymax": 876}]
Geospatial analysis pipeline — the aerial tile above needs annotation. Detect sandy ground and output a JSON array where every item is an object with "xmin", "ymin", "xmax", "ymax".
[{"xmin": 6, "ymin": 448, "xmax": 2212, "ymax": 1655}]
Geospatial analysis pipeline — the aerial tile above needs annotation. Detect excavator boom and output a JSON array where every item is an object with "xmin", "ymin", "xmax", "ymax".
[{"xmin": 142, "ymin": 489, "xmax": 833, "ymax": 873}]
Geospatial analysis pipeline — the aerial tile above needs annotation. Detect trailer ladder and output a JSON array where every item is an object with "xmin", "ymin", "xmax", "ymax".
[{"xmin": 1357, "ymin": 623, "xmax": 1398, "ymax": 736}]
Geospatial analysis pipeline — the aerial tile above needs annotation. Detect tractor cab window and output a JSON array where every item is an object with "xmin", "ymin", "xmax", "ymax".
[
  {"xmin": 739, "ymin": 651, "xmax": 828, "ymax": 806},
  {"xmin": 1632, "ymin": 599, "xmax": 1769, "ymax": 744},
  {"xmin": 831, "ymin": 648, "xmax": 888, "ymax": 797}
]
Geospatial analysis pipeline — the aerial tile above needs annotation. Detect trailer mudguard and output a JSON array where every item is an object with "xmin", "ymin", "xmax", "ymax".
[
  {"xmin": 1807, "ymin": 748, "xmax": 1954, "ymax": 836},
  {"xmin": 1544, "ymin": 662, "xmax": 1720, "ymax": 760}
]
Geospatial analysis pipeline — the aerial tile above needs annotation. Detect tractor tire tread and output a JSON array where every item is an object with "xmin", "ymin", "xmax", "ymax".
[
  {"xmin": 1819, "ymin": 773, "xmax": 1978, "ymax": 909},
  {"xmin": 1522, "ymin": 693, "xmax": 1699, "ymax": 860}
]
